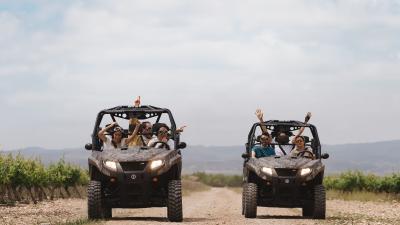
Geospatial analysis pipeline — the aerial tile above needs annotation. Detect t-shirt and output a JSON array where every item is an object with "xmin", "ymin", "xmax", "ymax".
[
  {"xmin": 274, "ymin": 145, "xmax": 294, "ymax": 156},
  {"xmin": 104, "ymin": 136, "xmax": 127, "ymax": 151},
  {"xmin": 251, "ymin": 145, "xmax": 276, "ymax": 158},
  {"xmin": 147, "ymin": 137, "xmax": 173, "ymax": 150},
  {"xmin": 140, "ymin": 135, "xmax": 152, "ymax": 146}
]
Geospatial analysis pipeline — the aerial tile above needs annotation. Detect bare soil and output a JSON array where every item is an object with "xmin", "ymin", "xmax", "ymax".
[
  {"xmin": 1, "ymin": 188, "xmax": 399, "ymax": 225},
  {"xmin": 0, "ymin": 198, "xmax": 86, "ymax": 225}
]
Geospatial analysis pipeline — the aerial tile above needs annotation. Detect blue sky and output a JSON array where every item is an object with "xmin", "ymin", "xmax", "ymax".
[{"xmin": 1, "ymin": 0, "xmax": 400, "ymax": 149}]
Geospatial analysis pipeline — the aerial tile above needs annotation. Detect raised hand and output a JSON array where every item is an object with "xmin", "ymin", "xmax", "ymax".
[
  {"xmin": 177, "ymin": 125, "xmax": 187, "ymax": 133},
  {"xmin": 134, "ymin": 96, "xmax": 141, "ymax": 107},
  {"xmin": 255, "ymin": 109, "xmax": 264, "ymax": 121},
  {"xmin": 305, "ymin": 112, "xmax": 312, "ymax": 123}
]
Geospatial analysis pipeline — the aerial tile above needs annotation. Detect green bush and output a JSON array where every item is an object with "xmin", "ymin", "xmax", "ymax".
[
  {"xmin": 0, "ymin": 154, "xmax": 88, "ymax": 189},
  {"xmin": 324, "ymin": 171, "xmax": 400, "ymax": 194}
]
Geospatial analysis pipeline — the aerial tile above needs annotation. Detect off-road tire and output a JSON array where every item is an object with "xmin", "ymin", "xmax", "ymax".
[
  {"xmin": 102, "ymin": 206, "xmax": 112, "ymax": 219},
  {"xmin": 241, "ymin": 185, "xmax": 245, "ymax": 215},
  {"xmin": 167, "ymin": 180, "xmax": 183, "ymax": 222},
  {"xmin": 244, "ymin": 182, "xmax": 257, "ymax": 218},
  {"xmin": 302, "ymin": 204, "xmax": 313, "ymax": 217},
  {"xmin": 312, "ymin": 184, "xmax": 326, "ymax": 219},
  {"xmin": 88, "ymin": 180, "xmax": 103, "ymax": 219}
]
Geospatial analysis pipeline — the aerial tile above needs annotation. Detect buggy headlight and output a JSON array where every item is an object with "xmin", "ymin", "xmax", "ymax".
[
  {"xmin": 261, "ymin": 167, "xmax": 273, "ymax": 176},
  {"xmin": 300, "ymin": 168, "xmax": 312, "ymax": 176},
  {"xmin": 104, "ymin": 161, "xmax": 117, "ymax": 171},
  {"xmin": 150, "ymin": 160, "xmax": 164, "ymax": 170}
]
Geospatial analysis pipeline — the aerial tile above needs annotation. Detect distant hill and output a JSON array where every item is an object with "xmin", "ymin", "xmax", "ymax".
[{"xmin": 2, "ymin": 140, "xmax": 400, "ymax": 175}]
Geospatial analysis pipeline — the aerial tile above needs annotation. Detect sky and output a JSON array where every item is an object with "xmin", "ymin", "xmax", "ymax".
[{"xmin": 0, "ymin": 0, "xmax": 400, "ymax": 150}]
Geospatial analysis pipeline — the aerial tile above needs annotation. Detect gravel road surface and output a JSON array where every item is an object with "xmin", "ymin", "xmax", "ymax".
[{"xmin": 1, "ymin": 188, "xmax": 399, "ymax": 225}]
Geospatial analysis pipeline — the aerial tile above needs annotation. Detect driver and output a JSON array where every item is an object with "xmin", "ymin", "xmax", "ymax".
[
  {"xmin": 147, "ymin": 123, "xmax": 173, "ymax": 150},
  {"xmin": 251, "ymin": 133, "xmax": 275, "ymax": 158},
  {"xmin": 140, "ymin": 121, "xmax": 154, "ymax": 145},
  {"xmin": 291, "ymin": 136, "xmax": 314, "ymax": 159}
]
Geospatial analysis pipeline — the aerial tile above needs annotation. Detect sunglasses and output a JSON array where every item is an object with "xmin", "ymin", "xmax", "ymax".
[{"xmin": 158, "ymin": 130, "xmax": 168, "ymax": 135}]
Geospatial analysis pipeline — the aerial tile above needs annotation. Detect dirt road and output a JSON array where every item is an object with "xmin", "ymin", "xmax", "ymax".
[
  {"xmin": 104, "ymin": 188, "xmax": 400, "ymax": 225},
  {"xmin": 1, "ymin": 188, "xmax": 400, "ymax": 225}
]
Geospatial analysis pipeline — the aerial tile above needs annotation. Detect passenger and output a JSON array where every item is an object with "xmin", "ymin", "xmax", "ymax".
[
  {"xmin": 139, "ymin": 121, "xmax": 154, "ymax": 145},
  {"xmin": 148, "ymin": 123, "xmax": 174, "ymax": 150},
  {"xmin": 251, "ymin": 133, "xmax": 275, "ymax": 158},
  {"xmin": 291, "ymin": 136, "xmax": 314, "ymax": 159},
  {"xmin": 127, "ymin": 96, "xmax": 150, "ymax": 146},
  {"xmin": 255, "ymin": 109, "xmax": 289, "ymax": 156},
  {"xmin": 130, "ymin": 121, "xmax": 186, "ymax": 147},
  {"xmin": 127, "ymin": 118, "xmax": 143, "ymax": 147},
  {"xmin": 98, "ymin": 122, "xmax": 139, "ymax": 150}
]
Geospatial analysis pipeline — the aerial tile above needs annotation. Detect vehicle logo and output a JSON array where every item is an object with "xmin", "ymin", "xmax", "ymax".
[
  {"xmin": 284, "ymin": 179, "xmax": 290, "ymax": 184},
  {"xmin": 131, "ymin": 174, "xmax": 136, "ymax": 180}
]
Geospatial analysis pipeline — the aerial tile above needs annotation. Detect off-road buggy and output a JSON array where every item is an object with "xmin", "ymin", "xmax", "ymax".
[
  {"xmin": 84, "ymin": 105, "xmax": 186, "ymax": 221},
  {"xmin": 241, "ymin": 120, "xmax": 329, "ymax": 219}
]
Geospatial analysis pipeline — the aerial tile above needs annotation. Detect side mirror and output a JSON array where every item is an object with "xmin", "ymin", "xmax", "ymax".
[
  {"xmin": 85, "ymin": 143, "xmax": 93, "ymax": 150},
  {"xmin": 321, "ymin": 153, "xmax": 329, "ymax": 159},
  {"xmin": 177, "ymin": 142, "xmax": 187, "ymax": 149},
  {"xmin": 242, "ymin": 153, "xmax": 250, "ymax": 159}
]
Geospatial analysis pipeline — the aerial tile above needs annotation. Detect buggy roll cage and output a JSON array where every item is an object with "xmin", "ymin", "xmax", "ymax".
[
  {"xmin": 91, "ymin": 105, "xmax": 179, "ymax": 150},
  {"xmin": 246, "ymin": 120, "xmax": 322, "ymax": 159}
]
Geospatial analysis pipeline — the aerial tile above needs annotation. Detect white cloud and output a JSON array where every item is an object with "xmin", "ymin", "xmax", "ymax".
[{"xmin": 0, "ymin": 0, "xmax": 400, "ymax": 149}]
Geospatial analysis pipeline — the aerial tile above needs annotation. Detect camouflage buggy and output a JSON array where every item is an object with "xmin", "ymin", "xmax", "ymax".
[
  {"xmin": 85, "ymin": 105, "xmax": 186, "ymax": 222},
  {"xmin": 241, "ymin": 120, "xmax": 329, "ymax": 219}
]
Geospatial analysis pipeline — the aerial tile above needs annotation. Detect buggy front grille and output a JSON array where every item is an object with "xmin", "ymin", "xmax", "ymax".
[
  {"xmin": 275, "ymin": 168, "xmax": 298, "ymax": 177},
  {"xmin": 120, "ymin": 161, "xmax": 148, "ymax": 171}
]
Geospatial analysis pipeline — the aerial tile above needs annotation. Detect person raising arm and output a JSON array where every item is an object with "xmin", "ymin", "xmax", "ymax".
[{"xmin": 291, "ymin": 112, "xmax": 312, "ymax": 144}]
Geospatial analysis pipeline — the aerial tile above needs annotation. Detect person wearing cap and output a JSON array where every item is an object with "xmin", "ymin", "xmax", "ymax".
[
  {"xmin": 98, "ymin": 122, "xmax": 138, "ymax": 150},
  {"xmin": 147, "ymin": 123, "xmax": 174, "ymax": 150}
]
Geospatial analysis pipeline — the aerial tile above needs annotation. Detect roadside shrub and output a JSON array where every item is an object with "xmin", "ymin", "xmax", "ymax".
[
  {"xmin": 324, "ymin": 171, "xmax": 400, "ymax": 194},
  {"xmin": 0, "ymin": 154, "xmax": 88, "ymax": 203}
]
